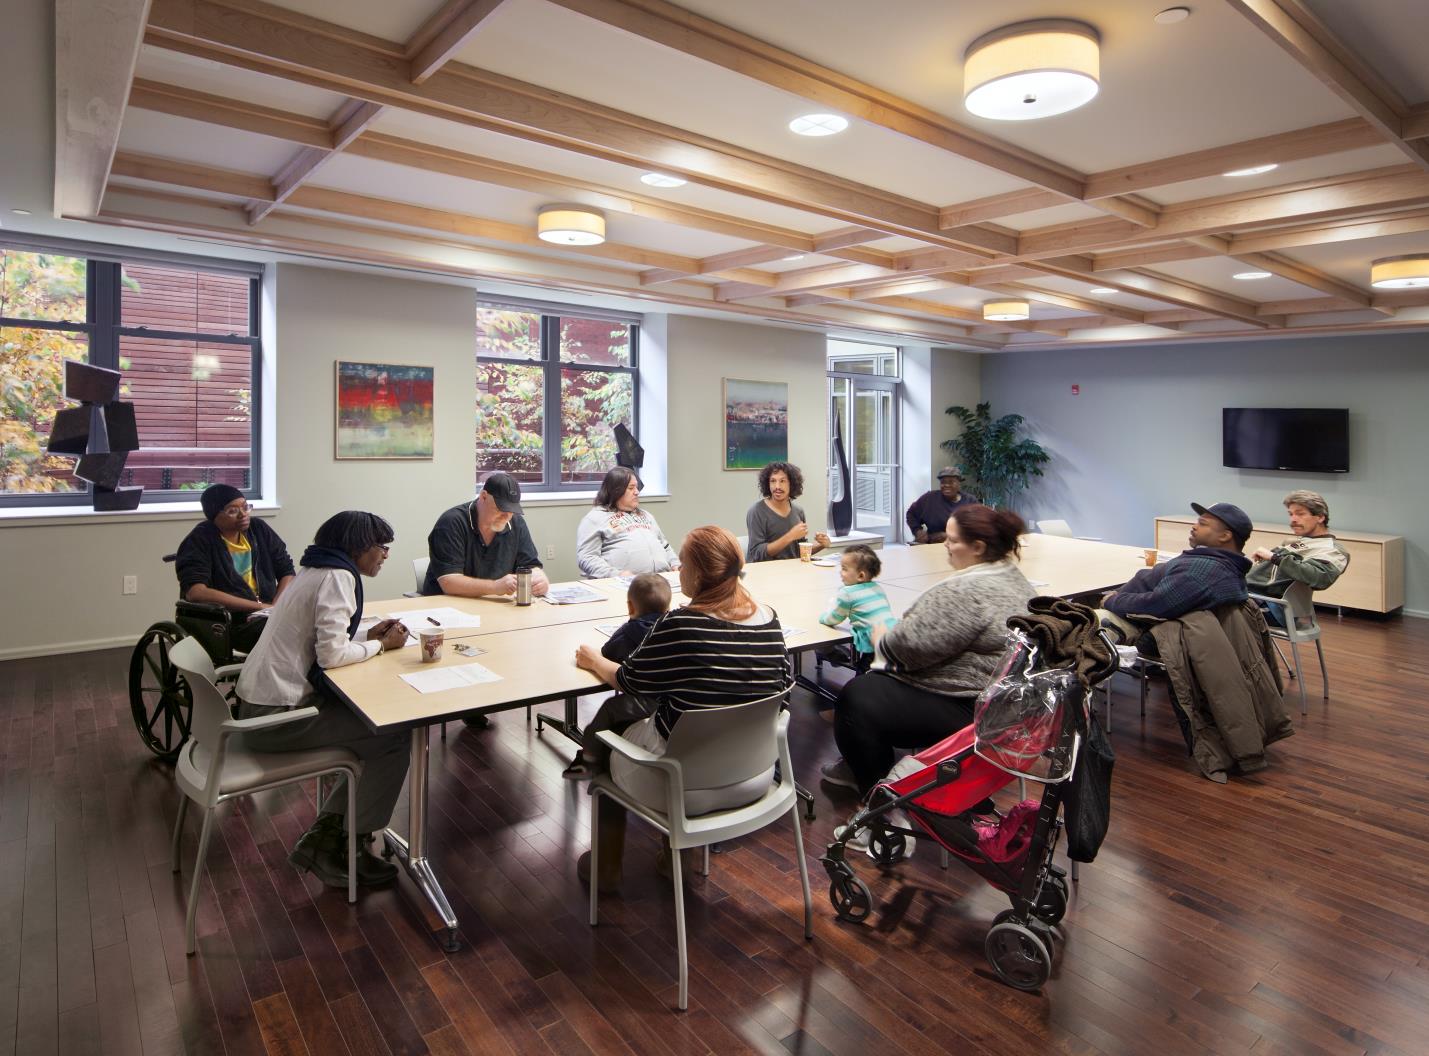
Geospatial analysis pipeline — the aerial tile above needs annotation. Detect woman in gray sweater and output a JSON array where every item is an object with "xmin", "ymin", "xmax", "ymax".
[
  {"xmin": 745, "ymin": 461, "xmax": 831, "ymax": 561},
  {"xmin": 830, "ymin": 505, "xmax": 1035, "ymax": 797},
  {"xmin": 576, "ymin": 467, "xmax": 680, "ymax": 578}
]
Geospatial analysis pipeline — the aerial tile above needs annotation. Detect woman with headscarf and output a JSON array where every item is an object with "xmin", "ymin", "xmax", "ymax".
[
  {"xmin": 236, "ymin": 511, "xmax": 412, "ymax": 891},
  {"xmin": 572, "ymin": 525, "xmax": 792, "ymax": 890}
]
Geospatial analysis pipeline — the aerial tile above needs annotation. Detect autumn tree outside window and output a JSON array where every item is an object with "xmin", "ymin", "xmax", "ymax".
[{"xmin": 476, "ymin": 302, "xmax": 638, "ymax": 491}]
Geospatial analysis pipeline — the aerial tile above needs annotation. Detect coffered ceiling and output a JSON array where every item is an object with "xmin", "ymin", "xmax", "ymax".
[{"xmin": 48, "ymin": 0, "xmax": 1429, "ymax": 350}]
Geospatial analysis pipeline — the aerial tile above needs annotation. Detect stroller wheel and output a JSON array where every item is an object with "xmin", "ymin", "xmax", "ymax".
[
  {"xmin": 828, "ymin": 874, "xmax": 874, "ymax": 923},
  {"xmin": 868, "ymin": 829, "xmax": 907, "ymax": 867},
  {"xmin": 985, "ymin": 921, "xmax": 1051, "ymax": 991},
  {"xmin": 1034, "ymin": 874, "xmax": 1069, "ymax": 925}
]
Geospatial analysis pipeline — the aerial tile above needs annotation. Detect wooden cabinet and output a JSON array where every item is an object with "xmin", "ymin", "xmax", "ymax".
[{"xmin": 1154, "ymin": 515, "xmax": 1404, "ymax": 614}]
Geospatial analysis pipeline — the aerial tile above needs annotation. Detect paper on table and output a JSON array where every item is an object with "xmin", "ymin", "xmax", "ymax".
[
  {"xmin": 1030, "ymin": 580, "xmax": 1051, "ymax": 588},
  {"xmin": 542, "ymin": 582, "xmax": 609, "ymax": 605},
  {"xmin": 399, "ymin": 662, "xmax": 502, "ymax": 694},
  {"xmin": 357, "ymin": 615, "xmax": 417, "ymax": 647},
  {"xmin": 385, "ymin": 606, "xmax": 481, "ymax": 629},
  {"xmin": 782, "ymin": 626, "xmax": 806, "ymax": 640},
  {"xmin": 594, "ymin": 623, "xmax": 623, "ymax": 638},
  {"xmin": 811, "ymin": 556, "xmax": 841, "ymax": 567}
]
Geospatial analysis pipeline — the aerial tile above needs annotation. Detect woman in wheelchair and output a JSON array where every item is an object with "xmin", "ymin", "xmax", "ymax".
[
  {"xmin": 175, "ymin": 484, "xmax": 296, "ymax": 654},
  {"xmin": 236, "ymin": 511, "xmax": 412, "ymax": 890}
]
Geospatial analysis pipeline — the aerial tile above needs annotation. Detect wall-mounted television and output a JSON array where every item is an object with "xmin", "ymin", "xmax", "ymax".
[{"xmin": 1222, "ymin": 408, "xmax": 1349, "ymax": 473}]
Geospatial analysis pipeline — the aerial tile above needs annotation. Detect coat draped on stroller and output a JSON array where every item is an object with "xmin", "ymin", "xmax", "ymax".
[{"xmin": 821, "ymin": 598, "xmax": 1116, "ymax": 991}]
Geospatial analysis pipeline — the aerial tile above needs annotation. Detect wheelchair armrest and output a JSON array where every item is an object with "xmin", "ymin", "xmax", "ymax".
[{"xmin": 176, "ymin": 599, "xmax": 233, "ymax": 621}]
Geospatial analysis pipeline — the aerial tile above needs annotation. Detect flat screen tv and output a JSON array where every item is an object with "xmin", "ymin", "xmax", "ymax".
[{"xmin": 1222, "ymin": 408, "xmax": 1349, "ymax": 473}]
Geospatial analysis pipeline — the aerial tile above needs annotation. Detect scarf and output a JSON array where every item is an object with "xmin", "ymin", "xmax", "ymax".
[{"xmin": 299, "ymin": 545, "xmax": 365, "ymax": 639}]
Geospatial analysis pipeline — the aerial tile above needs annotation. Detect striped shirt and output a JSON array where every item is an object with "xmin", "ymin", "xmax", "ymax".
[
  {"xmin": 819, "ymin": 581, "xmax": 897, "ymax": 655},
  {"xmin": 616, "ymin": 606, "xmax": 792, "ymax": 739}
]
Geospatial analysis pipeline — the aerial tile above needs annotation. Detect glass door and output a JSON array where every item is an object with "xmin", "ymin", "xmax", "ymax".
[{"xmin": 829, "ymin": 373, "xmax": 900, "ymax": 542}]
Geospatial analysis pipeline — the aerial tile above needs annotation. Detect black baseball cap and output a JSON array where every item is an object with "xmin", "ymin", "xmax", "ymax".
[
  {"xmin": 482, "ymin": 472, "xmax": 524, "ymax": 515},
  {"xmin": 1191, "ymin": 502, "xmax": 1252, "ymax": 547}
]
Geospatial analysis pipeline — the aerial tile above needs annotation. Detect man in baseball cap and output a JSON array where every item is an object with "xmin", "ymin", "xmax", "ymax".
[
  {"xmin": 1097, "ymin": 500, "xmax": 1253, "ymax": 643},
  {"xmin": 904, "ymin": 466, "xmax": 978, "ymax": 544},
  {"xmin": 422, "ymin": 472, "xmax": 546, "ymax": 598}
]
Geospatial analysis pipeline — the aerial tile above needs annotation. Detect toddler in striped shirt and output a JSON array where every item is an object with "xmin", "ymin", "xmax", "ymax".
[{"xmin": 819, "ymin": 545, "xmax": 897, "ymax": 664}]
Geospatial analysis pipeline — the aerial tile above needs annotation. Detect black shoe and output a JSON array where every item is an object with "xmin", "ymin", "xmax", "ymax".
[
  {"xmin": 462, "ymin": 712, "xmax": 491, "ymax": 729},
  {"xmin": 288, "ymin": 814, "xmax": 349, "ymax": 889},
  {"xmin": 355, "ymin": 846, "xmax": 399, "ymax": 887}
]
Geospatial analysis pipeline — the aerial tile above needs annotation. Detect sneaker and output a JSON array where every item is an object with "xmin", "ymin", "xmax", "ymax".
[
  {"xmin": 836, "ymin": 809, "xmax": 918, "ymax": 861},
  {"xmin": 833, "ymin": 819, "xmax": 871, "ymax": 852},
  {"xmin": 820, "ymin": 758, "xmax": 859, "ymax": 791},
  {"xmin": 562, "ymin": 754, "xmax": 595, "ymax": 781}
]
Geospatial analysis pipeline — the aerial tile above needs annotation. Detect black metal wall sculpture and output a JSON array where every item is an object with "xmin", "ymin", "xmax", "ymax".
[
  {"xmin": 46, "ymin": 360, "xmax": 143, "ymax": 510},
  {"xmin": 614, "ymin": 422, "xmax": 644, "ymax": 487},
  {"xmin": 829, "ymin": 415, "xmax": 853, "ymax": 536}
]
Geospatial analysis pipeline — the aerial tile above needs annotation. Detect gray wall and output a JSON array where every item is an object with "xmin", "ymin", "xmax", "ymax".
[{"xmin": 979, "ymin": 333, "xmax": 1429, "ymax": 614}]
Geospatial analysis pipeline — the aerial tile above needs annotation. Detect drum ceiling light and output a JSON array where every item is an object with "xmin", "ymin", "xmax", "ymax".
[
  {"xmin": 537, "ymin": 205, "xmax": 605, "ymax": 246},
  {"xmin": 1370, "ymin": 254, "xmax": 1429, "ymax": 289},
  {"xmin": 983, "ymin": 300, "xmax": 1031, "ymax": 321},
  {"xmin": 963, "ymin": 19, "xmax": 1100, "ymax": 121}
]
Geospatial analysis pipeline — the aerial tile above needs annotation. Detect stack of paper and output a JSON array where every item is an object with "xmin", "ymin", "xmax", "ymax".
[{"xmin": 399, "ymin": 662, "xmax": 503, "ymax": 694}]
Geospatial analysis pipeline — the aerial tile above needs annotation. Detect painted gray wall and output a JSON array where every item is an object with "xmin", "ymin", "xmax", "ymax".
[{"xmin": 979, "ymin": 332, "xmax": 1429, "ymax": 614}]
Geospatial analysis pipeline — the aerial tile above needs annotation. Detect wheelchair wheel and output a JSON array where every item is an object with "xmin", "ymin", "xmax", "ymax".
[
  {"xmin": 828, "ymin": 872, "xmax": 874, "ymax": 923},
  {"xmin": 129, "ymin": 623, "xmax": 193, "ymax": 763}
]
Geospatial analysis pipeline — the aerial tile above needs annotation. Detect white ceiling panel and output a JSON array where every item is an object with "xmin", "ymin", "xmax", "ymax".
[
  {"xmin": 135, "ymin": 44, "xmax": 351, "ymax": 119},
  {"xmin": 1145, "ymin": 145, "xmax": 1409, "ymax": 207},
  {"xmin": 1303, "ymin": 0, "xmax": 1429, "ymax": 106},
  {"xmin": 117, "ymin": 109, "xmax": 298, "ymax": 176},
  {"xmin": 1286, "ymin": 230, "xmax": 1429, "ymax": 287},
  {"xmin": 1144, "ymin": 257, "xmax": 1321, "ymax": 302}
]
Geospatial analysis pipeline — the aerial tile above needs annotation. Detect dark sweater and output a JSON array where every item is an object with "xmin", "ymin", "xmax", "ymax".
[
  {"xmin": 174, "ymin": 518, "xmax": 295, "ymax": 604},
  {"xmin": 1105, "ymin": 546, "xmax": 1251, "ymax": 622},
  {"xmin": 905, "ymin": 490, "xmax": 978, "ymax": 536},
  {"xmin": 601, "ymin": 610, "xmax": 664, "ymax": 664}
]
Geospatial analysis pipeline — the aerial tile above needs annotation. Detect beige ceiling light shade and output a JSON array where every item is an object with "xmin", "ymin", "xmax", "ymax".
[
  {"xmin": 537, "ymin": 205, "xmax": 606, "ymax": 246},
  {"xmin": 963, "ymin": 19, "xmax": 1100, "ymax": 121},
  {"xmin": 1370, "ymin": 255, "xmax": 1429, "ymax": 289},
  {"xmin": 983, "ymin": 299, "xmax": 1031, "ymax": 321}
]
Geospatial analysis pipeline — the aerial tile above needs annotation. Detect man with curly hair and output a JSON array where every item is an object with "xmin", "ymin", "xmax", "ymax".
[{"xmin": 745, "ymin": 460, "xmax": 831, "ymax": 561}]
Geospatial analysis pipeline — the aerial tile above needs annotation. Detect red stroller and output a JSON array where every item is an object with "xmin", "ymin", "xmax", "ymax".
[{"xmin": 821, "ymin": 630, "xmax": 1109, "ymax": 991}]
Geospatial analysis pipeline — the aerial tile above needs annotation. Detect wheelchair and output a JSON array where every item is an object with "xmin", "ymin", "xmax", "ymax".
[{"xmin": 128, "ymin": 553, "xmax": 247, "ymax": 763}]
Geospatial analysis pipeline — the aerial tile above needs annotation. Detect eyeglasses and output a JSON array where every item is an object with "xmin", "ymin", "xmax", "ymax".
[
  {"xmin": 376, "ymin": 544, "xmax": 391, "ymax": 555},
  {"xmin": 220, "ymin": 504, "xmax": 251, "ymax": 517}
]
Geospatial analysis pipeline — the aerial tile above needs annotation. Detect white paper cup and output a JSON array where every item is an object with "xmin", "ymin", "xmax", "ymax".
[{"xmin": 419, "ymin": 628, "xmax": 444, "ymax": 663}]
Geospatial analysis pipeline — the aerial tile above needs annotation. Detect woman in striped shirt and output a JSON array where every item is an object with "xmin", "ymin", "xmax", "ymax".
[{"xmin": 573, "ymin": 525, "xmax": 792, "ymax": 890}]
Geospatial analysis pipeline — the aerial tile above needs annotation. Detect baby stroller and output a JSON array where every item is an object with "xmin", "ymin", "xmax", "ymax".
[{"xmin": 821, "ymin": 628, "xmax": 1113, "ymax": 991}]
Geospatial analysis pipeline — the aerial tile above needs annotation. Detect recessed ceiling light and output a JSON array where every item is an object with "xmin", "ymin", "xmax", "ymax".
[
  {"xmin": 983, "ymin": 299, "xmax": 1030, "ymax": 321},
  {"xmin": 1089, "ymin": 287, "xmax": 1117, "ymax": 295},
  {"xmin": 640, "ymin": 172, "xmax": 686, "ymax": 188},
  {"xmin": 1154, "ymin": 7, "xmax": 1191, "ymax": 25},
  {"xmin": 1233, "ymin": 271, "xmax": 1273, "ymax": 280},
  {"xmin": 788, "ymin": 113, "xmax": 849, "ymax": 137},
  {"xmin": 11, "ymin": 208, "xmax": 31, "ymax": 216},
  {"xmin": 536, "ymin": 205, "xmax": 606, "ymax": 246},
  {"xmin": 1370, "ymin": 254, "xmax": 1429, "ymax": 288},
  {"xmin": 1223, "ymin": 163, "xmax": 1278, "ymax": 177},
  {"xmin": 963, "ymin": 20, "xmax": 1100, "ymax": 121},
  {"xmin": 782, "ymin": 254, "xmax": 806, "ymax": 262}
]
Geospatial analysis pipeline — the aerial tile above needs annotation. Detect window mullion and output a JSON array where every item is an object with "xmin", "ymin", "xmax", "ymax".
[{"xmin": 543, "ymin": 315, "xmax": 561, "ymax": 487}]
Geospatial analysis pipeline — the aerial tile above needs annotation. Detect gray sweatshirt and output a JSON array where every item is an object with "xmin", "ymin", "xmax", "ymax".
[
  {"xmin": 877, "ymin": 558, "xmax": 1036, "ymax": 697},
  {"xmin": 576, "ymin": 506, "xmax": 679, "ymax": 578},
  {"xmin": 746, "ymin": 500, "xmax": 807, "ymax": 561}
]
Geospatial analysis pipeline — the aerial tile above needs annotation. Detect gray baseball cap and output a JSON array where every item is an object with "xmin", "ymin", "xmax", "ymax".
[{"xmin": 936, "ymin": 466, "xmax": 963, "ymax": 480}]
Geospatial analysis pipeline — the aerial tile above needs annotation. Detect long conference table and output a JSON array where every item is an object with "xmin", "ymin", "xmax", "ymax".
[{"xmin": 323, "ymin": 533, "xmax": 1153, "ymax": 950}]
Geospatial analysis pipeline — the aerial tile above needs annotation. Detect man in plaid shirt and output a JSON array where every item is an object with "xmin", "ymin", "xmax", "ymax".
[{"xmin": 1098, "ymin": 502, "xmax": 1253, "ymax": 644}]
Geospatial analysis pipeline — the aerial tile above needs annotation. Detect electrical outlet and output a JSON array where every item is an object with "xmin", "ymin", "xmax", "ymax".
[
  {"xmin": 123, "ymin": 575, "xmax": 138, "ymax": 595},
  {"xmin": 545, "ymin": 545, "xmax": 555, "ymax": 559}
]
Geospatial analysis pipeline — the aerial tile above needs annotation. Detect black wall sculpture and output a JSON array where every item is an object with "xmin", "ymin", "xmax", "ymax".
[
  {"xmin": 46, "ymin": 360, "xmax": 143, "ymax": 510},
  {"xmin": 829, "ymin": 415, "xmax": 853, "ymax": 536}
]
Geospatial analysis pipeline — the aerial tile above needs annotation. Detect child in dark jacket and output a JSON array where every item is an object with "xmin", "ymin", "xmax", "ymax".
[
  {"xmin": 601, "ymin": 573, "xmax": 673, "ymax": 662},
  {"xmin": 563, "ymin": 573, "xmax": 673, "ymax": 780}
]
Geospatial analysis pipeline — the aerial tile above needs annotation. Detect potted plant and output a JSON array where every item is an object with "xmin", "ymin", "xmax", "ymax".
[{"xmin": 941, "ymin": 402, "xmax": 1050, "ymax": 510}]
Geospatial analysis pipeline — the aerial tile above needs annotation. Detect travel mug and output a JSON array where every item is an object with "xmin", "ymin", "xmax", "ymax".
[{"xmin": 515, "ymin": 568, "xmax": 533, "ymax": 606}]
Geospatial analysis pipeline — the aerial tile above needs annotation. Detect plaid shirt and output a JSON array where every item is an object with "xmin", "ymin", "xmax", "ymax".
[{"xmin": 1105, "ymin": 546, "xmax": 1251, "ymax": 622}]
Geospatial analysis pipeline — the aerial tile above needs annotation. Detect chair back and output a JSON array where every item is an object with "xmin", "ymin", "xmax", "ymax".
[
  {"xmin": 412, "ymin": 557, "xmax": 430, "ymax": 591},
  {"xmin": 1280, "ymin": 580, "xmax": 1320, "ymax": 639},
  {"xmin": 737, "ymin": 535, "xmax": 750, "ymax": 555},
  {"xmin": 662, "ymin": 692, "xmax": 785, "ymax": 791},
  {"xmin": 168, "ymin": 636, "xmax": 235, "ymax": 767},
  {"xmin": 1038, "ymin": 519, "xmax": 1073, "ymax": 538}
]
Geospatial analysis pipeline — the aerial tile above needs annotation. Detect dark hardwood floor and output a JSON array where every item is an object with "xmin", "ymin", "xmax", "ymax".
[{"xmin": 3, "ymin": 613, "xmax": 1428, "ymax": 1055}]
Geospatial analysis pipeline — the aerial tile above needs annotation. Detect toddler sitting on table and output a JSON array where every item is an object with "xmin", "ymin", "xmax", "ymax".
[{"xmin": 562, "ymin": 572, "xmax": 671, "ymax": 778}]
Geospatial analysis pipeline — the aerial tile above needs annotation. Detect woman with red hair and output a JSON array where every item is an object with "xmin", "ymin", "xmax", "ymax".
[{"xmin": 573, "ymin": 525, "xmax": 792, "ymax": 890}]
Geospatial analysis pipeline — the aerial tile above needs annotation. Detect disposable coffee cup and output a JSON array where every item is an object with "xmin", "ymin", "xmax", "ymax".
[
  {"xmin": 1143, "ymin": 548, "xmax": 1158, "ymax": 567},
  {"xmin": 515, "ymin": 568, "xmax": 533, "ymax": 606},
  {"xmin": 419, "ymin": 628, "xmax": 444, "ymax": 663},
  {"xmin": 798, "ymin": 541, "xmax": 814, "ymax": 562}
]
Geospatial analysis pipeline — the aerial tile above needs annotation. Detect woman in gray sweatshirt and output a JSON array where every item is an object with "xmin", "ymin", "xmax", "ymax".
[
  {"xmin": 831, "ymin": 505, "xmax": 1036, "ymax": 797},
  {"xmin": 576, "ymin": 467, "xmax": 681, "ymax": 578}
]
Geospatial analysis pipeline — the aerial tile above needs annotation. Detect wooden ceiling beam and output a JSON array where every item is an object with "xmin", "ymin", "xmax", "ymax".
[
  {"xmin": 1187, "ymin": 235, "xmax": 1383, "ymax": 311},
  {"xmin": 1226, "ymin": 0, "xmax": 1429, "ymax": 172},
  {"xmin": 128, "ymin": 78, "xmax": 333, "ymax": 147},
  {"xmin": 1084, "ymin": 119, "xmax": 1382, "ymax": 199},
  {"xmin": 980, "ymin": 283, "xmax": 1150, "ymax": 327},
  {"xmin": 717, "ymin": 262, "xmax": 900, "ymax": 301},
  {"xmin": 1406, "ymin": 104, "xmax": 1429, "ymax": 141},
  {"xmin": 54, "ymin": 0, "xmax": 152, "ymax": 218},
  {"xmin": 408, "ymin": 0, "xmax": 510, "ymax": 84},
  {"xmin": 1032, "ymin": 257, "xmax": 1274, "ymax": 328},
  {"xmin": 939, "ymin": 190, "xmax": 1070, "ymax": 228},
  {"xmin": 144, "ymin": 0, "xmax": 1013, "ymax": 256}
]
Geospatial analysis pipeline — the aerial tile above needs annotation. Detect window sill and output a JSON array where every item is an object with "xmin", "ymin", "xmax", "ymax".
[
  {"xmin": 520, "ymin": 492, "xmax": 669, "ymax": 508},
  {"xmin": 0, "ymin": 501, "xmax": 281, "ymax": 529}
]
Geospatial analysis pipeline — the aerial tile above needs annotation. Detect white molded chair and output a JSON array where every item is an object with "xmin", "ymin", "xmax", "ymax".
[
  {"xmin": 1249, "ymin": 580, "xmax": 1328, "ymax": 715},
  {"xmin": 588, "ymin": 693, "xmax": 813, "ymax": 1011},
  {"xmin": 1102, "ymin": 644, "xmax": 1167, "ymax": 724},
  {"xmin": 168, "ymin": 637, "xmax": 362, "ymax": 954},
  {"xmin": 1038, "ymin": 518, "xmax": 1102, "ymax": 542},
  {"xmin": 737, "ymin": 534, "xmax": 750, "ymax": 555},
  {"xmin": 405, "ymin": 557, "xmax": 430, "ymax": 598}
]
